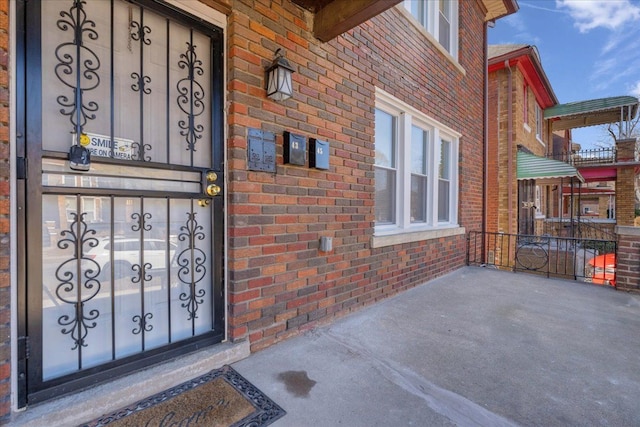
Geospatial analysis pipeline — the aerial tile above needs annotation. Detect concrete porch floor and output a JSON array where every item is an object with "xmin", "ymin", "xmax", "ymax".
[
  {"xmin": 234, "ymin": 266, "xmax": 640, "ymax": 426},
  {"xmin": 9, "ymin": 266, "xmax": 640, "ymax": 426}
]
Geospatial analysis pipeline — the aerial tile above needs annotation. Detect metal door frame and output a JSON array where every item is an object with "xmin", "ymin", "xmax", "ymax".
[{"xmin": 16, "ymin": 0, "xmax": 226, "ymax": 407}]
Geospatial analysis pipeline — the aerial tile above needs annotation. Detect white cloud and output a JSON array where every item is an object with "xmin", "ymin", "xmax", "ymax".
[
  {"xmin": 503, "ymin": 13, "xmax": 526, "ymax": 32},
  {"xmin": 630, "ymin": 81, "xmax": 640, "ymax": 98},
  {"xmin": 556, "ymin": 0, "xmax": 640, "ymax": 32}
]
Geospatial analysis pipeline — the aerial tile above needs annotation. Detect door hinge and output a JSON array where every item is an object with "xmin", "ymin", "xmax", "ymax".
[
  {"xmin": 17, "ymin": 157, "xmax": 27, "ymax": 180},
  {"xmin": 18, "ymin": 336, "xmax": 30, "ymax": 360}
]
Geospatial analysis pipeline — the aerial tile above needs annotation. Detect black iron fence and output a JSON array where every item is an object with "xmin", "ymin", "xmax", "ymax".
[
  {"xmin": 467, "ymin": 231, "xmax": 617, "ymax": 285},
  {"xmin": 542, "ymin": 217, "xmax": 617, "ymax": 240},
  {"xmin": 547, "ymin": 147, "xmax": 617, "ymax": 166}
]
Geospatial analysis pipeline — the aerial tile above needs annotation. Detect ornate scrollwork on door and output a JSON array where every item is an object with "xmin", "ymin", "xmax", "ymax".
[
  {"xmin": 130, "ymin": 211, "xmax": 154, "ymax": 335},
  {"xmin": 132, "ymin": 313, "xmax": 153, "ymax": 335},
  {"xmin": 177, "ymin": 41, "xmax": 205, "ymax": 153},
  {"xmin": 55, "ymin": 0, "xmax": 100, "ymax": 136},
  {"xmin": 55, "ymin": 212, "xmax": 101, "ymax": 350},
  {"xmin": 129, "ymin": 15, "xmax": 153, "ymax": 162},
  {"xmin": 177, "ymin": 212, "xmax": 207, "ymax": 321}
]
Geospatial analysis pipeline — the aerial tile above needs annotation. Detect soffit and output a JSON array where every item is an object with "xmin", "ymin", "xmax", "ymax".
[
  {"xmin": 291, "ymin": 0, "xmax": 402, "ymax": 42},
  {"xmin": 544, "ymin": 96, "xmax": 640, "ymax": 131},
  {"xmin": 290, "ymin": 0, "xmax": 519, "ymax": 42},
  {"xmin": 482, "ymin": 0, "xmax": 519, "ymax": 21},
  {"xmin": 488, "ymin": 44, "xmax": 557, "ymax": 108},
  {"xmin": 197, "ymin": 0, "xmax": 232, "ymax": 15}
]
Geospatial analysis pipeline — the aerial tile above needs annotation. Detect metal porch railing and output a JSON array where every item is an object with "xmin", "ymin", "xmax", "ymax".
[{"xmin": 467, "ymin": 231, "xmax": 617, "ymax": 284}]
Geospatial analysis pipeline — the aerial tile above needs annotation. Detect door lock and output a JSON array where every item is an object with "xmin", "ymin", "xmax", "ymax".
[{"xmin": 206, "ymin": 184, "xmax": 221, "ymax": 196}]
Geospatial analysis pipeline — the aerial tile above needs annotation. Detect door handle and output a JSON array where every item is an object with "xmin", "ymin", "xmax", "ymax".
[{"xmin": 206, "ymin": 184, "xmax": 221, "ymax": 196}]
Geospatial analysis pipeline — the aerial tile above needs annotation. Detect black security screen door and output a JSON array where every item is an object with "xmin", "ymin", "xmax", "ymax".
[
  {"xmin": 518, "ymin": 180, "xmax": 535, "ymax": 235},
  {"xmin": 17, "ymin": 0, "xmax": 225, "ymax": 406}
]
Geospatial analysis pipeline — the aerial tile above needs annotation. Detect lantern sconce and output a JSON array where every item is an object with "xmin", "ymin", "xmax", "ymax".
[{"xmin": 265, "ymin": 48, "xmax": 295, "ymax": 101}]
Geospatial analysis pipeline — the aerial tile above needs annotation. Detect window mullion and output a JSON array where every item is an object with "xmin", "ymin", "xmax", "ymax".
[
  {"xmin": 429, "ymin": 128, "xmax": 440, "ymax": 226},
  {"xmin": 399, "ymin": 112, "xmax": 411, "ymax": 228},
  {"xmin": 450, "ymin": 138, "xmax": 459, "ymax": 224}
]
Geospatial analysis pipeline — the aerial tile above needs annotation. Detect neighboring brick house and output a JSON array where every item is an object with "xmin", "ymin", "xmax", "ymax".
[
  {"xmin": 487, "ymin": 44, "xmax": 583, "ymax": 236},
  {"xmin": 0, "ymin": 0, "xmax": 517, "ymax": 420}
]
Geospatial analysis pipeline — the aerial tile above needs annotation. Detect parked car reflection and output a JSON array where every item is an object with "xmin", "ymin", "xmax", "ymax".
[{"xmin": 87, "ymin": 237, "xmax": 177, "ymax": 280}]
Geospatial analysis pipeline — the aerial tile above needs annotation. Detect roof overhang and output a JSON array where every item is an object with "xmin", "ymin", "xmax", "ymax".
[
  {"xmin": 517, "ymin": 151, "xmax": 585, "ymax": 183},
  {"xmin": 482, "ymin": 0, "xmax": 519, "ymax": 22},
  {"xmin": 488, "ymin": 45, "xmax": 557, "ymax": 108},
  {"xmin": 545, "ymin": 96, "xmax": 640, "ymax": 131},
  {"xmin": 290, "ymin": 0, "xmax": 519, "ymax": 42},
  {"xmin": 291, "ymin": 0, "xmax": 402, "ymax": 42}
]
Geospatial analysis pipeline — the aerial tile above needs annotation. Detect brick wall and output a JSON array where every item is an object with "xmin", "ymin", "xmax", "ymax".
[
  {"xmin": 488, "ymin": 68, "xmax": 518, "ymax": 234},
  {"xmin": 519, "ymin": 79, "xmax": 548, "ymax": 157},
  {"xmin": 487, "ymin": 71, "xmax": 499, "ymax": 233},
  {"xmin": 487, "ymin": 60, "xmax": 555, "ymax": 236},
  {"xmin": 226, "ymin": 0, "xmax": 487, "ymax": 352},
  {"xmin": 616, "ymin": 226, "xmax": 640, "ymax": 292},
  {"xmin": 616, "ymin": 167, "xmax": 635, "ymax": 226},
  {"xmin": 0, "ymin": 0, "xmax": 8, "ymax": 419}
]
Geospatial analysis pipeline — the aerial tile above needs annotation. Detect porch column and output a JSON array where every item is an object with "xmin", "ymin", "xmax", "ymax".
[
  {"xmin": 615, "ymin": 226, "xmax": 640, "ymax": 292},
  {"xmin": 615, "ymin": 138, "xmax": 637, "ymax": 226}
]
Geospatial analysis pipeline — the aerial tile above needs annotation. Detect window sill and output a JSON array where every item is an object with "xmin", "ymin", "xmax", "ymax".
[
  {"xmin": 372, "ymin": 226, "xmax": 466, "ymax": 248},
  {"xmin": 395, "ymin": 6, "xmax": 465, "ymax": 76}
]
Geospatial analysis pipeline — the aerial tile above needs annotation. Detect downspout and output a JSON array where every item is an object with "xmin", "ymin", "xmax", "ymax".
[
  {"xmin": 483, "ymin": 21, "xmax": 489, "ymax": 240},
  {"xmin": 505, "ymin": 60, "xmax": 513, "ymax": 234}
]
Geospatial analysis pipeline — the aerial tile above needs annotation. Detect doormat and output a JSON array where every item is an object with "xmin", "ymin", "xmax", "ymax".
[{"xmin": 81, "ymin": 365, "xmax": 286, "ymax": 427}]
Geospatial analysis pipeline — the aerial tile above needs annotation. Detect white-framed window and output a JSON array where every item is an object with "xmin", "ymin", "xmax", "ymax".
[
  {"xmin": 523, "ymin": 84, "xmax": 529, "ymax": 125},
  {"xmin": 535, "ymin": 103, "xmax": 543, "ymax": 141},
  {"xmin": 374, "ymin": 88, "xmax": 460, "ymax": 234},
  {"xmin": 403, "ymin": 0, "xmax": 459, "ymax": 59}
]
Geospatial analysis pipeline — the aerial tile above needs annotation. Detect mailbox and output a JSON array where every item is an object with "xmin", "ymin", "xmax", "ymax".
[
  {"xmin": 248, "ymin": 128, "xmax": 276, "ymax": 172},
  {"xmin": 283, "ymin": 131, "xmax": 306, "ymax": 166},
  {"xmin": 309, "ymin": 138, "xmax": 329, "ymax": 170}
]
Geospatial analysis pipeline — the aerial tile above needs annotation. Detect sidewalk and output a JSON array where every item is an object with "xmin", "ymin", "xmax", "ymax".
[{"xmin": 233, "ymin": 266, "xmax": 640, "ymax": 426}]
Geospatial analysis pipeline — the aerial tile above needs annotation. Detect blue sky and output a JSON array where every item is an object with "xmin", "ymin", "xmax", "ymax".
[{"xmin": 489, "ymin": 0, "xmax": 640, "ymax": 148}]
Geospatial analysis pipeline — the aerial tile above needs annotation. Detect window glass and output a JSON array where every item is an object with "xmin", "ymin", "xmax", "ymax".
[
  {"xmin": 375, "ymin": 168, "xmax": 396, "ymax": 224},
  {"xmin": 438, "ymin": 0, "xmax": 451, "ymax": 51},
  {"xmin": 411, "ymin": 126, "xmax": 427, "ymax": 174},
  {"xmin": 375, "ymin": 109, "xmax": 395, "ymax": 168},
  {"xmin": 411, "ymin": 126, "xmax": 428, "ymax": 223},
  {"xmin": 404, "ymin": 0, "xmax": 457, "ymax": 58},
  {"xmin": 523, "ymin": 85, "xmax": 529, "ymax": 125},
  {"xmin": 438, "ymin": 139, "xmax": 451, "ymax": 222},
  {"xmin": 375, "ymin": 89, "xmax": 459, "ymax": 232},
  {"xmin": 406, "ymin": 0, "xmax": 424, "ymax": 23},
  {"xmin": 375, "ymin": 108, "xmax": 397, "ymax": 224},
  {"xmin": 439, "ymin": 139, "xmax": 451, "ymax": 180},
  {"xmin": 535, "ymin": 104, "xmax": 543, "ymax": 139}
]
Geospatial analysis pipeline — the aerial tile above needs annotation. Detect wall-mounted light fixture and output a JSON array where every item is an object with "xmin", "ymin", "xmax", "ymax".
[{"xmin": 266, "ymin": 48, "xmax": 295, "ymax": 101}]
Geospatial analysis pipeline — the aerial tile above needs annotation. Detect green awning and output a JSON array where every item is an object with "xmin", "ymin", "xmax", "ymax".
[
  {"xmin": 517, "ymin": 151, "xmax": 584, "ymax": 183},
  {"xmin": 544, "ymin": 95, "xmax": 639, "ymax": 130}
]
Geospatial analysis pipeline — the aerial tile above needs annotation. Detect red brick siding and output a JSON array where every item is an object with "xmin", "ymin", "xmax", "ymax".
[
  {"xmin": 0, "ymin": 0, "xmax": 8, "ymax": 419},
  {"xmin": 0, "ymin": 1, "xmax": 489, "ymax": 416},
  {"xmin": 616, "ymin": 230, "xmax": 640, "ymax": 292},
  {"xmin": 487, "ymin": 63, "xmax": 555, "ymax": 235},
  {"xmin": 487, "ymin": 72, "xmax": 500, "ymax": 232},
  {"xmin": 227, "ymin": 0, "xmax": 486, "ymax": 352}
]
